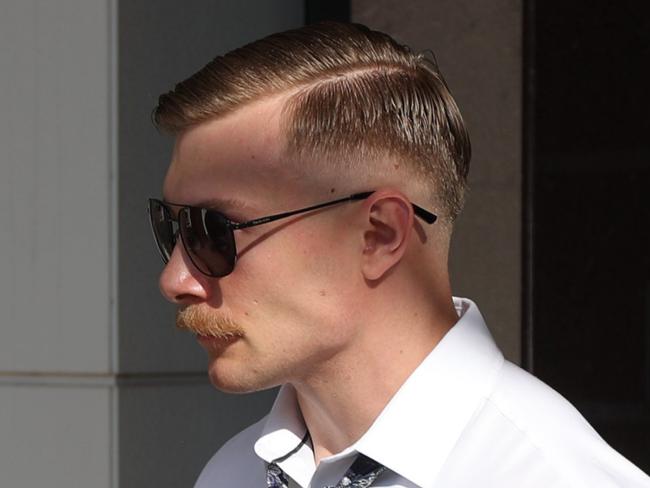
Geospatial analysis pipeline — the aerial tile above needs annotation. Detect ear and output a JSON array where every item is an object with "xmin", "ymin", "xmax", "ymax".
[{"xmin": 361, "ymin": 191, "xmax": 414, "ymax": 281}]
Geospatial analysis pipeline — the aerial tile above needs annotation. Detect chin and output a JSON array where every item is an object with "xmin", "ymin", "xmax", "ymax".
[{"xmin": 207, "ymin": 359, "xmax": 279, "ymax": 394}]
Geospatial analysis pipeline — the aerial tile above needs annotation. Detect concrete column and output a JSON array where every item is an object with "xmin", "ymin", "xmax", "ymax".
[
  {"xmin": 0, "ymin": 1, "xmax": 303, "ymax": 487},
  {"xmin": 352, "ymin": 0, "xmax": 523, "ymax": 363}
]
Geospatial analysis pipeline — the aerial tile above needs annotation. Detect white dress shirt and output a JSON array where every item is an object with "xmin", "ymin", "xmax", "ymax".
[{"xmin": 194, "ymin": 297, "xmax": 650, "ymax": 487}]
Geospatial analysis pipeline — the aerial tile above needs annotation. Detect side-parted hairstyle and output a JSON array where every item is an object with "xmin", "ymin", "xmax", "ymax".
[{"xmin": 153, "ymin": 21, "xmax": 471, "ymax": 222}]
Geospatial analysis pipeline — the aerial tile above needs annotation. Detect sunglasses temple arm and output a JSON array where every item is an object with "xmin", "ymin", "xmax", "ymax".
[
  {"xmin": 412, "ymin": 205, "xmax": 437, "ymax": 224},
  {"xmin": 233, "ymin": 191, "xmax": 436, "ymax": 229},
  {"xmin": 234, "ymin": 193, "xmax": 373, "ymax": 229},
  {"xmin": 351, "ymin": 192, "xmax": 436, "ymax": 224}
]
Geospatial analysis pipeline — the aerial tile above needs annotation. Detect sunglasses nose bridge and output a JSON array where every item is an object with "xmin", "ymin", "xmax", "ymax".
[
  {"xmin": 163, "ymin": 213, "xmax": 202, "ymax": 279},
  {"xmin": 147, "ymin": 199, "xmax": 175, "ymax": 264}
]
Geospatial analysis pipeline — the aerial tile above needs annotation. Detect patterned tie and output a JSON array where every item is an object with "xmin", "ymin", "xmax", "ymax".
[
  {"xmin": 324, "ymin": 453, "xmax": 387, "ymax": 488},
  {"xmin": 266, "ymin": 442, "xmax": 386, "ymax": 488}
]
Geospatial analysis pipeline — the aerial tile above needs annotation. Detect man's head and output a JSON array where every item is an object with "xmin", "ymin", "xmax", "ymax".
[
  {"xmin": 152, "ymin": 22, "xmax": 470, "ymax": 394},
  {"xmin": 153, "ymin": 21, "xmax": 470, "ymax": 228}
]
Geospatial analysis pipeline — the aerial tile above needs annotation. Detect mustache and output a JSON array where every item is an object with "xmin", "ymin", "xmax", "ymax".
[{"xmin": 176, "ymin": 306, "xmax": 244, "ymax": 339}]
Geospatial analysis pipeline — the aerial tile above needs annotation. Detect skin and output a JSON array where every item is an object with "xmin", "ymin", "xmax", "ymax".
[{"xmin": 158, "ymin": 92, "xmax": 460, "ymax": 464}]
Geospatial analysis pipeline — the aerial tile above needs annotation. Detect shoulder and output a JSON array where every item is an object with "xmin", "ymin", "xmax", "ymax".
[
  {"xmin": 193, "ymin": 416, "xmax": 268, "ymax": 488},
  {"xmin": 480, "ymin": 361, "xmax": 650, "ymax": 487},
  {"xmin": 489, "ymin": 361, "xmax": 595, "ymax": 438}
]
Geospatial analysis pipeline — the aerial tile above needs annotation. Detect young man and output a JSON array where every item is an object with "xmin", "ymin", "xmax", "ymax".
[{"xmin": 148, "ymin": 22, "xmax": 650, "ymax": 488}]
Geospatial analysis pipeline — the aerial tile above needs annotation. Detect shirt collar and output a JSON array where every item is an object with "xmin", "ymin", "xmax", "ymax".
[
  {"xmin": 254, "ymin": 384, "xmax": 315, "ymax": 487},
  {"xmin": 254, "ymin": 297, "xmax": 505, "ymax": 487},
  {"xmin": 354, "ymin": 296, "xmax": 504, "ymax": 486}
]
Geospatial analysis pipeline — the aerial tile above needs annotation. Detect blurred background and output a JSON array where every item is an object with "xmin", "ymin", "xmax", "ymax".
[{"xmin": 1, "ymin": 1, "xmax": 647, "ymax": 486}]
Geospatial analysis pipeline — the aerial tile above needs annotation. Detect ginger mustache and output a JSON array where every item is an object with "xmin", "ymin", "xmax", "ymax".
[{"xmin": 176, "ymin": 306, "xmax": 244, "ymax": 339}]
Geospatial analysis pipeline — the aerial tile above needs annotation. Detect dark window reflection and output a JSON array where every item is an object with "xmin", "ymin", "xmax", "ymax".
[{"xmin": 529, "ymin": 0, "xmax": 650, "ymax": 471}]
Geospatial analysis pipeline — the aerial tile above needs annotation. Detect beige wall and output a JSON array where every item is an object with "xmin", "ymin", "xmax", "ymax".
[{"xmin": 352, "ymin": 0, "xmax": 523, "ymax": 363}]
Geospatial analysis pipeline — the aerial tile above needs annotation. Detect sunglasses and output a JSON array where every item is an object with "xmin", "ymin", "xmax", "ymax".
[{"xmin": 147, "ymin": 191, "xmax": 437, "ymax": 278}]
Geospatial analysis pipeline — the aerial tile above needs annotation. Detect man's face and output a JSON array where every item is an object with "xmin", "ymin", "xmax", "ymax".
[{"xmin": 158, "ymin": 95, "xmax": 363, "ymax": 393}]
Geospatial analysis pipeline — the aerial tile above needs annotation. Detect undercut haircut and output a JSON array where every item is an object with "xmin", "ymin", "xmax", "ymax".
[{"xmin": 153, "ymin": 21, "xmax": 471, "ymax": 222}]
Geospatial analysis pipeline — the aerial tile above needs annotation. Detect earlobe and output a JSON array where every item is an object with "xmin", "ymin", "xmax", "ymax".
[{"xmin": 360, "ymin": 193, "xmax": 413, "ymax": 281}]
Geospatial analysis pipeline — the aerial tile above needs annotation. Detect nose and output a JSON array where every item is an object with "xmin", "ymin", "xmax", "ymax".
[{"xmin": 158, "ymin": 242, "xmax": 209, "ymax": 305}]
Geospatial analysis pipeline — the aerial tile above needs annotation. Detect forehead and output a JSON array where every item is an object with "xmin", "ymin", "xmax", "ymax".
[{"xmin": 162, "ymin": 94, "xmax": 295, "ymax": 210}]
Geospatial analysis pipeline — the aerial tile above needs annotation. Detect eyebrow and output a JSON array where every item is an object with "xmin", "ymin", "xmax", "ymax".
[
  {"xmin": 198, "ymin": 197, "xmax": 253, "ymax": 212},
  {"xmin": 162, "ymin": 196, "xmax": 254, "ymax": 214}
]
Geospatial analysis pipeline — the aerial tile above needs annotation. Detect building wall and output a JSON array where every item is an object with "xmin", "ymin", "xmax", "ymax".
[{"xmin": 0, "ymin": 1, "xmax": 301, "ymax": 486}]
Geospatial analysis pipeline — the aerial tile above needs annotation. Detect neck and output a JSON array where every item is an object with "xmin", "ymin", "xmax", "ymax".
[{"xmin": 291, "ymin": 292, "xmax": 458, "ymax": 465}]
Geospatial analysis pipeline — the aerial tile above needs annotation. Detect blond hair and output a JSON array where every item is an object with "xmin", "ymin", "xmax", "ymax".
[{"xmin": 152, "ymin": 22, "xmax": 471, "ymax": 222}]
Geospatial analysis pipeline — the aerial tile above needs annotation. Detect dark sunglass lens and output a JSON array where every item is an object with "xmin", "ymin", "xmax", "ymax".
[
  {"xmin": 180, "ymin": 208, "xmax": 236, "ymax": 277},
  {"xmin": 204, "ymin": 210, "xmax": 237, "ymax": 274},
  {"xmin": 148, "ymin": 199, "xmax": 176, "ymax": 262}
]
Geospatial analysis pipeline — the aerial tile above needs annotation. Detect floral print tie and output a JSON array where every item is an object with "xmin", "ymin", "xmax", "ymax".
[
  {"xmin": 266, "ymin": 461, "xmax": 290, "ymax": 488},
  {"xmin": 266, "ymin": 452, "xmax": 386, "ymax": 488}
]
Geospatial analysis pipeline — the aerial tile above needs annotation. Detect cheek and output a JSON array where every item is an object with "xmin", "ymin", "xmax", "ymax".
[
  {"xmin": 295, "ymin": 226, "xmax": 358, "ymax": 279},
  {"xmin": 287, "ymin": 231, "xmax": 362, "ymax": 334},
  {"xmin": 229, "ymin": 223, "xmax": 361, "ymax": 327}
]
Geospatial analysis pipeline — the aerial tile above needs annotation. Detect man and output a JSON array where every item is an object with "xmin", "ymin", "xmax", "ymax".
[{"xmin": 148, "ymin": 22, "xmax": 649, "ymax": 488}]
